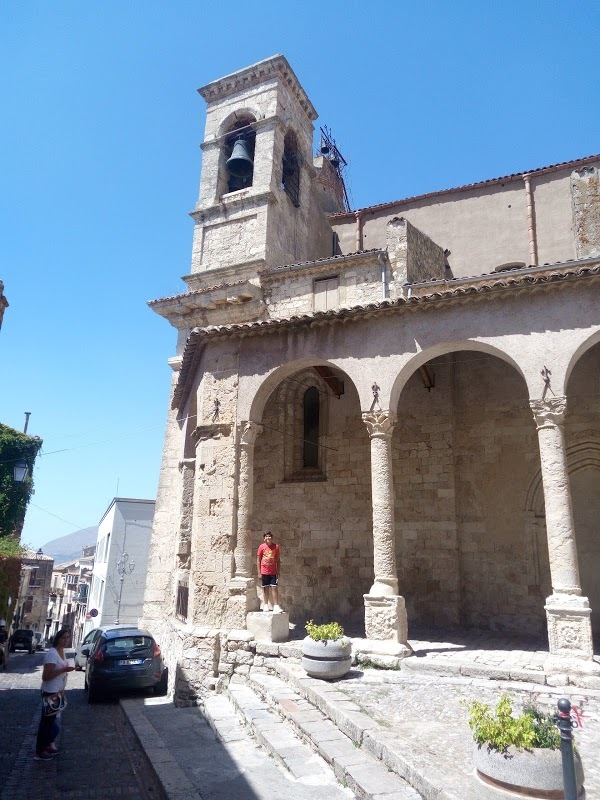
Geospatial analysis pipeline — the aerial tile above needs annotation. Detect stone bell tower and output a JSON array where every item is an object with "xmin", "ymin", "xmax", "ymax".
[{"xmin": 184, "ymin": 55, "xmax": 336, "ymax": 296}]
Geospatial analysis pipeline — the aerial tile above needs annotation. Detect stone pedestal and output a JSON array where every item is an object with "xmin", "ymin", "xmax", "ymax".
[
  {"xmin": 246, "ymin": 611, "xmax": 290, "ymax": 643},
  {"xmin": 364, "ymin": 595, "xmax": 411, "ymax": 653},
  {"xmin": 544, "ymin": 593, "xmax": 600, "ymax": 687},
  {"xmin": 225, "ymin": 577, "xmax": 259, "ymax": 628}
]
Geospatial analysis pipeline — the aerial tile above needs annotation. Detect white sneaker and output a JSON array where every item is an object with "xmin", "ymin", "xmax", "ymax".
[
  {"xmin": 272, "ymin": 605, "xmax": 283, "ymax": 613},
  {"xmin": 262, "ymin": 604, "xmax": 271, "ymax": 612}
]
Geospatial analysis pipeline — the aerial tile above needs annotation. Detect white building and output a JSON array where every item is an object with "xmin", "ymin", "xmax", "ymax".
[{"xmin": 85, "ymin": 498, "xmax": 155, "ymax": 634}]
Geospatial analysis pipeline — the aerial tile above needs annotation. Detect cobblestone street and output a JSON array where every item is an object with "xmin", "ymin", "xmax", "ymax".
[{"xmin": 0, "ymin": 650, "xmax": 165, "ymax": 800}]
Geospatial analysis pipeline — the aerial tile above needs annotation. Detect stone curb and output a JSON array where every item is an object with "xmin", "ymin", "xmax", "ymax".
[
  {"xmin": 270, "ymin": 663, "xmax": 458, "ymax": 800},
  {"xmin": 239, "ymin": 670, "xmax": 423, "ymax": 800},
  {"xmin": 120, "ymin": 698, "xmax": 202, "ymax": 800}
]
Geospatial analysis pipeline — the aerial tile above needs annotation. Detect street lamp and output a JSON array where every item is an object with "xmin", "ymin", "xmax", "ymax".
[
  {"xmin": 13, "ymin": 460, "xmax": 29, "ymax": 483},
  {"xmin": 115, "ymin": 552, "xmax": 135, "ymax": 624}
]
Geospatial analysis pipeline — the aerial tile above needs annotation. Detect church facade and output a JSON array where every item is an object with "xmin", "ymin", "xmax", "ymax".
[{"xmin": 142, "ymin": 55, "xmax": 600, "ymax": 701}]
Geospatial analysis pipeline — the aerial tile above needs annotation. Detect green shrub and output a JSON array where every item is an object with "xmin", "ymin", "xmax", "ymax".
[
  {"xmin": 305, "ymin": 620, "xmax": 346, "ymax": 643},
  {"xmin": 465, "ymin": 694, "xmax": 560, "ymax": 752}
]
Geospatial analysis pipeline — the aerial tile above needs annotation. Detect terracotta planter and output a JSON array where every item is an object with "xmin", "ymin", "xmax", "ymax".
[
  {"xmin": 301, "ymin": 636, "xmax": 352, "ymax": 680},
  {"xmin": 474, "ymin": 743, "xmax": 585, "ymax": 799}
]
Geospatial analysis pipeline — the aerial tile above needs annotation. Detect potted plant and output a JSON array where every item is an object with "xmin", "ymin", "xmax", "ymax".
[
  {"xmin": 465, "ymin": 694, "xmax": 585, "ymax": 798},
  {"xmin": 301, "ymin": 620, "xmax": 352, "ymax": 680}
]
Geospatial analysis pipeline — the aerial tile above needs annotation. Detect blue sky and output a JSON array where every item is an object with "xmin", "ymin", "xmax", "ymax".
[{"xmin": 2, "ymin": 1, "xmax": 598, "ymax": 550}]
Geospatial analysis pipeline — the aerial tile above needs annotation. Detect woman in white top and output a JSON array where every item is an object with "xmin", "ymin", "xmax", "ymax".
[{"xmin": 34, "ymin": 628, "xmax": 75, "ymax": 761}]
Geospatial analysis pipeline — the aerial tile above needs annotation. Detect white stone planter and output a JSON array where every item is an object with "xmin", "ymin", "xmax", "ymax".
[
  {"xmin": 474, "ymin": 743, "xmax": 585, "ymax": 798},
  {"xmin": 301, "ymin": 636, "xmax": 352, "ymax": 680}
]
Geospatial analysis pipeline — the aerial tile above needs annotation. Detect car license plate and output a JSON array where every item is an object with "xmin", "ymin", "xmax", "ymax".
[{"xmin": 117, "ymin": 659, "xmax": 143, "ymax": 666}]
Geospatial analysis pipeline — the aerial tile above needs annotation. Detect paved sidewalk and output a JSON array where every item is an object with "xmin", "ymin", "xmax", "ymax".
[{"xmin": 122, "ymin": 692, "xmax": 361, "ymax": 800}]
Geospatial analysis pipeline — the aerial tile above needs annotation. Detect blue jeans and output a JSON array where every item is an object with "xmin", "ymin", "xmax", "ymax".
[{"xmin": 36, "ymin": 695, "xmax": 61, "ymax": 754}]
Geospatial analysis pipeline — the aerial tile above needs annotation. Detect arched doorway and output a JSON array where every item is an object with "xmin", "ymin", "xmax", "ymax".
[
  {"xmin": 565, "ymin": 340, "xmax": 600, "ymax": 641},
  {"xmin": 251, "ymin": 364, "xmax": 371, "ymax": 626},
  {"xmin": 393, "ymin": 350, "xmax": 546, "ymax": 635}
]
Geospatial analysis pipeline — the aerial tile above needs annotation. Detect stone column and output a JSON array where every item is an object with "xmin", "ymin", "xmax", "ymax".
[
  {"xmin": 227, "ymin": 420, "xmax": 263, "ymax": 627},
  {"xmin": 531, "ymin": 397, "xmax": 598, "ymax": 684},
  {"xmin": 361, "ymin": 411, "xmax": 411, "ymax": 655}
]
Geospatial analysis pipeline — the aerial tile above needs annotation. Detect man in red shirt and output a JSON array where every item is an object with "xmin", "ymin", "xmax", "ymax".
[{"xmin": 256, "ymin": 531, "xmax": 283, "ymax": 613}]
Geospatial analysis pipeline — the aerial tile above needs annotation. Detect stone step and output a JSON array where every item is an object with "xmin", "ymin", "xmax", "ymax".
[
  {"xmin": 226, "ymin": 671, "xmax": 422, "ymax": 800},
  {"xmin": 124, "ymin": 693, "xmax": 354, "ymax": 800},
  {"xmin": 264, "ymin": 662, "xmax": 462, "ymax": 800}
]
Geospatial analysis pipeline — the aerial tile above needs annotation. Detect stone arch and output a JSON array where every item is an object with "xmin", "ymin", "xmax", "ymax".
[
  {"xmin": 389, "ymin": 339, "xmax": 527, "ymax": 413},
  {"xmin": 563, "ymin": 329, "xmax": 600, "ymax": 394},
  {"xmin": 248, "ymin": 357, "xmax": 358, "ymax": 423},
  {"xmin": 525, "ymin": 441, "xmax": 600, "ymax": 517},
  {"xmin": 564, "ymin": 341, "xmax": 600, "ymax": 637},
  {"xmin": 393, "ymin": 344, "xmax": 544, "ymax": 635},
  {"xmin": 217, "ymin": 108, "xmax": 260, "ymax": 138},
  {"xmin": 218, "ymin": 112, "xmax": 257, "ymax": 196},
  {"xmin": 250, "ymin": 359, "xmax": 371, "ymax": 626}
]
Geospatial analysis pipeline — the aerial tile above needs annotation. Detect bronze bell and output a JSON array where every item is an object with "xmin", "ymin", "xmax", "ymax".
[{"xmin": 226, "ymin": 137, "xmax": 253, "ymax": 178}]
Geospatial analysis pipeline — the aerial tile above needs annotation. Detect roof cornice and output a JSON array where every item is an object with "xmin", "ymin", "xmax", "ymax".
[
  {"xmin": 171, "ymin": 258, "xmax": 600, "ymax": 410},
  {"xmin": 198, "ymin": 55, "xmax": 317, "ymax": 122}
]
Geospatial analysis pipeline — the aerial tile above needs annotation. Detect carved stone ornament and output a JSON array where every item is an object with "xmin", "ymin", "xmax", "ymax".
[
  {"xmin": 530, "ymin": 397, "xmax": 567, "ymax": 429},
  {"xmin": 364, "ymin": 595, "xmax": 409, "ymax": 644},
  {"xmin": 238, "ymin": 421, "xmax": 263, "ymax": 448},
  {"xmin": 362, "ymin": 410, "xmax": 396, "ymax": 438}
]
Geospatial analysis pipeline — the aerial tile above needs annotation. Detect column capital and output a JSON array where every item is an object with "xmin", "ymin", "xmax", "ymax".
[
  {"xmin": 362, "ymin": 410, "xmax": 396, "ymax": 438},
  {"xmin": 530, "ymin": 397, "xmax": 567, "ymax": 429},
  {"xmin": 238, "ymin": 420, "xmax": 263, "ymax": 448}
]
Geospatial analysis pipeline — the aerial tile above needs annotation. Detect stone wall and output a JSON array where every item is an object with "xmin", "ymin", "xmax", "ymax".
[
  {"xmin": 252, "ymin": 370, "xmax": 372, "ymax": 626},
  {"xmin": 191, "ymin": 345, "xmax": 240, "ymax": 627},
  {"xmin": 265, "ymin": 257, "xmax": 385, "ymax": 318},
  {"xmin": 394, "ymin": 353, "xmax": 547, "ymax": 635},
  {"xmin": 572, "ymin": 166, "xmax": 600, "ymax": 259},
  {"xmin": 386, "ymin": 217, "xmax": 446, "ymax": 288}
]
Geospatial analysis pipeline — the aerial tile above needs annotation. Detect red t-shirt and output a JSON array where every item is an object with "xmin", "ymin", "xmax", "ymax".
[{"xmin": 257, "ymin": 542, "xmax": 279, "ymax": 575}]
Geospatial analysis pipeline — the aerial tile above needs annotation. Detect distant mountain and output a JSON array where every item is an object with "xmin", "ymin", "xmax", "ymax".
[{"xmin": 41, "ymin": 526, "xmax": 98, "ymax": 565}]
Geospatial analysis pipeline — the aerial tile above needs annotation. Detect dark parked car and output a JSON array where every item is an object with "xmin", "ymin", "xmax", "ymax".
[
  {"xmin": 10, "ymin": 629, "xmax": 35, "ymax": 654},
  {"xmin": 83, "ymin": 627, "xmax": 167, "ymax": 702},
  {"xmin": 74, "ymin": 624, "xmax": 137, "ymax": 670}
]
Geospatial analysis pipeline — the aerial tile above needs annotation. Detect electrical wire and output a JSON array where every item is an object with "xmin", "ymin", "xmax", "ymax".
[{"xmin": 29, "ymin": 502, "xmax": 85, "ymax": 530}]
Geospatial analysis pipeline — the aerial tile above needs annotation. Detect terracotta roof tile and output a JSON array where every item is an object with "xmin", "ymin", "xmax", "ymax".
[
  {"xmin": 171, "ymin": 258, "xmax": 600, "ymax": 409},
  {"xmin": 329, "ymin": 153, "xmax": 600, "ymax": 219}
]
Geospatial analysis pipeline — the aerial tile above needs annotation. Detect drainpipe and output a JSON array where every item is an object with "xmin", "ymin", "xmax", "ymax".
[
  {"xmin": 378, "ymin": 253, "xmax": 387, "ymax": 300},
  {"xmin": 523, "ymin": 174, "xmax": 538, "ymax": 266},
  {"xmin": 355, "ymin": 210, "xmax": 363, "ymax": 252}
]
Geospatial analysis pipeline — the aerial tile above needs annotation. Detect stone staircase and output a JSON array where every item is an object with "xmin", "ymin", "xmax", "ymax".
[{"xmin": 213, "ymin": 671, "xmax": 422, "ymax": 800}]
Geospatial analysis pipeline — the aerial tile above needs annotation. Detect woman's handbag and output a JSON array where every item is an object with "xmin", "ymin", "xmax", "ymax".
[{"xmin": 42, "ymin": 691, "xmax": 67, "ymax": 716}]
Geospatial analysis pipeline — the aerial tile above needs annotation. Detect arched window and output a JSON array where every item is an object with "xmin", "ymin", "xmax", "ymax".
[
  {"xmin": 303, "ymin": 386, "xmax": 319, "ymax": 468},
  {"xmin": 221, "ymin": 116, "xmax": 256, "ymax": 195},
  {"xmin": 282, "ymin": 130, "xmax": 300, "ymax": 207}
]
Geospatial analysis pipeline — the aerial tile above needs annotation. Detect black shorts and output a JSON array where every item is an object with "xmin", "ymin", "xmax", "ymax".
[{"xmin": 261, "ymin": 574, "xmax": 278, "ymax": 587}]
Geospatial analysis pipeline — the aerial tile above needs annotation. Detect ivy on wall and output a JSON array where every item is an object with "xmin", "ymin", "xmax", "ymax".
[
  {"xmin": 0, "ymin": 424, "xmax": 42, "ymax": 539},
  {"xmin": 0, "ymin": 425, "xmax": 42, "ymax": 625}
]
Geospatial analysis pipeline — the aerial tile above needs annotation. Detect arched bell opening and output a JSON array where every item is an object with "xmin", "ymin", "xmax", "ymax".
[
  {"xmin": 565, "ymin": 340, "xmax": 600, "ymax": 644},
  {"xmin": 251, "ymin": 363, "xmax": 371, "ymax": 630},
  {"xmin": 219, "ymin": 115, "xmax": 257, "ymax": 196},
  {"xmin": 393, "ymin": 350, "xmax": 546, "ymax": 638},
  {"xmin": 282, "ymin": 129, "xmax": 301, "ymax": 207}
]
